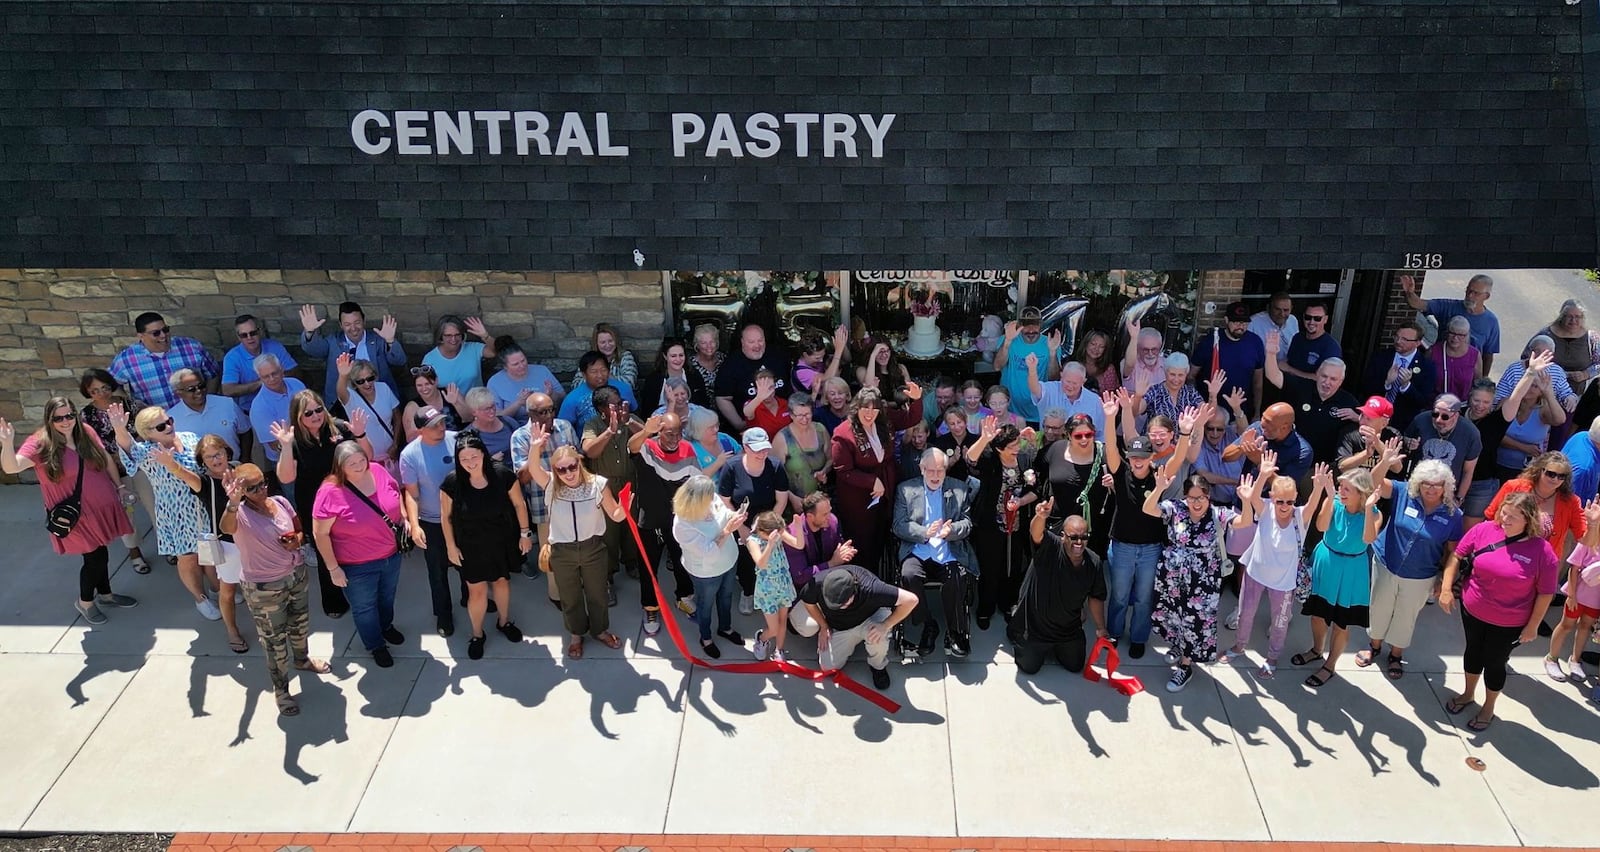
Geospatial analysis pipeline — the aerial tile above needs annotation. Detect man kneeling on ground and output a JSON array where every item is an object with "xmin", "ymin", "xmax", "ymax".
[
  {"xmin": 1010, "ymin": 498, "xmax": 1108, "ymax": 674},
  {"xmin": 793, "ymin": 566, "xmax": 918, "ymax": 690}
]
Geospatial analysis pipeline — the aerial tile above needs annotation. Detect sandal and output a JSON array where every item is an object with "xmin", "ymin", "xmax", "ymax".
[
  {"xmin": 1386, "ymin": 653, "xmax": 1404, "ymax": 680},
  {"xmin": 1354, "ymin": 646, "xmax": 1381, "ymax": 667},
  {"xmin": 1256, "ymin": 662, "xmax": 1276, "ymax": 680},
  {"xmin": 228, "ymin": 636, "xmax": 250, "ymax": 654},
  {"xmin": 1467, "ymin": 714, "xmax": 1495, "ymax": 732},
  {"xmin": 596, "ymin": 631, "xmax": 623, "ymax": 650},
  {"xmin": 1303, "ymin": 666, "xmax": 1337, "ymax": 688},
  {"xmin": 566, "ymin": 636, "xmax": 585, "ymax": 659},
  {"xmin": 294, "ymin": 658, "xmax": 331, "ymax": 674},
  {"xmin": 129, "ymin": 554, "xmax": 151, "ymax": 574},
  {"xmin": 1291, "ymin": 650, "xmax": 1324, "ymax": 667},
  {"xmin": 275, "ymin": 689, "xmax": 300, "ymax": 716},
  {"xmin": 1445, "ymin": 695, "xmax": 1474, "ymax": 715}
]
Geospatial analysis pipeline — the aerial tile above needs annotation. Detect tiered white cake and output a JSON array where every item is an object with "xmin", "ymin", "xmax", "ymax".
[{"xmin": 906, "ymin": 314, "xmax": 943, "ymax": 357}]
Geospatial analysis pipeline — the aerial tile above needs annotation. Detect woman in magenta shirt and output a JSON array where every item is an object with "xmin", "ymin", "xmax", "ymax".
[
  {"xmin": 1439, "ymin": 491, "xmax": 1559, "ymax": 732},
  {"xmin": 312, "ymin": 440, "xmax": 409, "ymax": 668}
]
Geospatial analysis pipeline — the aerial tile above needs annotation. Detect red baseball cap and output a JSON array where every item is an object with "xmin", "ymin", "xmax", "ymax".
[{"xmin": 1359, "ymin": 396, "xmax": 1394, "ymax": 419}]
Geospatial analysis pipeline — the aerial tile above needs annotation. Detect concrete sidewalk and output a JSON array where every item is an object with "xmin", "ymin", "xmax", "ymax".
[{"xmin": 0, "ymin": 484, "xmax": 1595, "ymax": 847}]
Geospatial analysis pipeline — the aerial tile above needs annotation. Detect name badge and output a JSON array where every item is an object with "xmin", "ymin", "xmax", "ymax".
[{"xmin": 1404, "ymin": 505, "xmax": 1420, "ymax": 519}]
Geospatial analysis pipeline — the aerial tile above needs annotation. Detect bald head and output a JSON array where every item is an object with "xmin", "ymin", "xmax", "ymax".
[
  {"xmin": 1062, "ymin": 515, "xmax": 1089, "ymax": 559},
  {"xmin": 1262, "ymin": 402, "xmax": 1295, "ymax": 440},
  {"xmin": 657, "ymin": 412, "xmax": 683, "ymax": 448},
  {"xmin": 527, "ymin": 392, "xmax": 554, "ymax": 424}
]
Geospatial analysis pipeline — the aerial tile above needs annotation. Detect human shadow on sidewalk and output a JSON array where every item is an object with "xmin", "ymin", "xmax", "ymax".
[
  {"xmin": 279, "ymin": 672, "xmax": 351, "ymax": 785},
  {"xmin": 1211, "ymin": 668, "xmax": 1311, "ymax": 768},
  {"xmin": 1260, "ymin": 669, "xmax": 1440, "ymax": 785},
  {"xmin": 1015, "ymin": 665, "xmax": 1130, "ymax": 759},
  {"xmin": 568, "ymin": 658, "xmax": 679, "ymax": 740},
  {"xmin": 1464, "ymin": 674, "xmax": 1599, "ymax": 790}
]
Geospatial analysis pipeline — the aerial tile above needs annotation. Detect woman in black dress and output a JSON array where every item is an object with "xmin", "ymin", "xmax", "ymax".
[
  {"xmin": 272, "ymin": 389, "xmax": 371, "ymax": 618},
  {"xmin": 1033, "ymin": 412, "xmax": 1112, "ymax": 556},
  {"xmin": 440, "ymin": 432, "xmax": 531, "ymax": 660},
  {"xmin": 965, "ymin": 418, "xmax": 1040, "ymax": 630}
]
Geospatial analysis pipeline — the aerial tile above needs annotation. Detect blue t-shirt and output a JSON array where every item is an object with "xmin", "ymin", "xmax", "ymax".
[
  {"xmin": 1000, "ymin": 335, "xmax": 1053, "ymax": 423},
  {"xmin": 1286, "ymin": 332, "xmax": 1343, "ymax": 375},
  {"xmin": 1426, "ymin": 299, "xmax": 1500, "ymax": 356},
  {"xmin": 487, "ymin": 364, "xmax": 563, "ymax": 422},
  {"xmin": 247, "ymin": 378, "xmax": 307, "ymax": 461},
  {"xmin": 558, "ymin": 380, "xmax": 637, "ymax": 432},
  {"xmin": 1375, "ymin": 483, "xmax": 1463, "ymax": 580},
  {"xmin": 399, "ymin": 430, "xmax": 459, "ymax": 523},
  {"xmin": 1562, "ymin": 430, "xmax": 1600, "ymax": 502},
  {"xmin": 1193, "ymin": 331, "xmax": 1267, "ymax": 409},
  {"xmin": 423, "ymin": 341, "xmax": 486, "ymax": 392},
  {"xmin": 221, "ymin": 339, "xmax": 298, "ymax": 414}
]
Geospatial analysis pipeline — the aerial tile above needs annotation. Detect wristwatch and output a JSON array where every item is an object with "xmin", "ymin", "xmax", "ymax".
[{"xmin": 520, "ymin": 529, "xmax": 533, "ymax": 539}]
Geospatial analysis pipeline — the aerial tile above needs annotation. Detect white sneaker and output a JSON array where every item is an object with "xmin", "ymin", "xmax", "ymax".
[
  {"xmin": 195, "ymin": 597, "xmax": 222, "ymax": 621},
  {"xmin": 773, "ymin": 649, "xmax": 789, "ymax": 665},
  {"xmin": 1569, "ymin": 658, "xmax": 1588, "ymax": 682},
  {"xmin": 751, "ymin": 629, "xmax": 771, "ymax": 661},
  {"xmin": 739, "ymin": 593, "xmax": 754, "ymax": 616},
  {"xmin": 1224, "ymin": 607, "xmax": 1240, "ymax": 631},
  {"xmin": 233, "ymin": 589, "xmax": 244, "ymax": 605},
  {"xmin": 1544, "ymin": 657, "xmax": 1568, "ymax": 681}
]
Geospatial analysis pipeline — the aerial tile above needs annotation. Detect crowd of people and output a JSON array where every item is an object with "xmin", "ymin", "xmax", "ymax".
[{"xmin": 4, "ymin": 280, "xmax": 1600, "ymax": 731}]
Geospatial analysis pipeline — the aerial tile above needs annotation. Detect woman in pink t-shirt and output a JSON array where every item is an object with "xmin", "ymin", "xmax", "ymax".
[
  {"xmin": 312, "ymin": 440, "xmax": 408, "ymax": 668},
  {"xmin": 1439, "ymin": 491, "xmax": 1560, "ymax": 732}
]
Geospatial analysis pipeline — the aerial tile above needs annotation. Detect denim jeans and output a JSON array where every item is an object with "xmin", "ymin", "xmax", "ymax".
[
  {"xmin": 1107, "ymin": 539, "xmax": 1161, "ymax": 644},
  {"xmin": 420, "ymin": 520, "xmax": 464, "ymax": 629},
  {"xmin": 343, "ymin": 553, "xmax": 401, "ymax": 651},
  {"xmin": 690, "ymin": 569, "xmax": 736, "ymax": 642}
]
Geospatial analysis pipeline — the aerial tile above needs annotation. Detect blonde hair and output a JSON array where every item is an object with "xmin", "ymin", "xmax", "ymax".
[
  {"xmin": 1269, "ymin": 475, "xmax": 1298, "ymax": 499},
  {"xmin": 1337, "ymin": 467, "xmax": 1375, "ymax": 497},
  {"xmin": 671, "ymin": 474, "xmax": 718, "ymax": 520},
  {"xmin": 547, "ymin": 445, "xmax": 594, "ymax": 493},
  {"xmin": 1497, "ymin": 491, "xmax": 1542, "ymax": 536},
  {"xmin": 132, "ymin": 406, "xmax": 170, "ymax": 439}
]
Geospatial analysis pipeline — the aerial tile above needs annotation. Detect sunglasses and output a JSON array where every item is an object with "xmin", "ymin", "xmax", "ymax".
[
  {"xmin": 145, "ymin": 327, "xmax": 170, "ymax": 337},
  {"xmin": 529, "ymin": 406, "xmax": 554, "ymax": 416},
  {"xmin": 301, "ymin": 406, "xmax": 325, "ymax": 417},
  {"xmin": 237, "ymin": 329, "xmax": 261, "ymax": 338},
  {"xmin": 1272, "ymin": 499, "xmax": 1296, "ymax": 506},
  {"xmin": 352, "ymin": 376, "xmax": 376, "ymax": 386},
  {"xmin": 1204, "ymin": 426, "xmax": 1226, "ymax": 433},
  {"xmin": 410, "ymin": 366, "xmax": 437, "ymax": 378},
  {"xmin": 554, "ymin": 463, "xmax": 580, "ymax": 475},
  {"xmin": 50, "ymin": 411, "xmax": 77, "ymax": 423},
  {"xmin": 1304, "ymin": 315, "xmax": 1327, "ymax": 323},
  {"xmin": 243, "ymin": 481, "xmax": 269, "ymax": 493},
  {"xmin": 177, "ymin": 385, "xmax": 204, "ymax": 394},
  {"xmin": 152, "ymin": 418, "xmax": 175, "ymax": 432},
  {"xmin": 1431, "ymin": 411, "xmax": 1456, "ymax": 420},
  {"xmin": 1065, "ymin": 534, "xmax": 1090, "ymax": 541},
  {"xmin": 1543, "ymin": 470, "xmax": 1569, "ymax": 481},
  {"xmin": 1071, "ymin": 431, "xmax": 1095, "ymax": 439}
]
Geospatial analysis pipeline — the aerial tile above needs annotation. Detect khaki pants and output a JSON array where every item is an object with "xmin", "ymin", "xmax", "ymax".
[
  {"xmin": 1367, "ymin": 561, "xmax": 1434, "ymax": 649},
  {"xmin": 549, "ymin": 536, "xmax": 610, "ymax": 637},
  {"xmin": 241, "ymin": 564, "xmax": 311, "ymax": 694},
  {"xmin": 789, "ymin": 606, "xmax": 892, "ymax": 671}
]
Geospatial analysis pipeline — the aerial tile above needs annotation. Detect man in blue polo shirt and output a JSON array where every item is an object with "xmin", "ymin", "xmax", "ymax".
[{"xmin": 400, "ymin": 407, "xmax": 462, "ymax": 637}]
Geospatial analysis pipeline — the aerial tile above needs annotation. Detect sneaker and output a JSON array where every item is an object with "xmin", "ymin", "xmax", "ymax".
[
  {"xmin": 496, "ymin": 621, "xmax": 523, "ymax": 643},
  {"xmin": 772, "ymin": 649, "xmax": 790, "ymax": 665},
  {"xmin": 1166, "ymin": 664, "xmax": 1194, "ymax": 692},
  {"xmin": 467, "ymin": 635, "xmax": 485, "ymax": 660},
  {"xmin": 233, "ymin": 589, "xmax": 244, "ymax": 605},
  {"xmin": 739, "ymin": 593, "xmax": 754, "ymax": 615},
  {"xmin": 437, "ymin": 619, "xmax": 454, "ymax": 638},
  {"xmin": 75, "ymin": 601, "xmax": 107, "ymax": 625},
  {"xmin": 1256, "ymin": 662, "xmax": 1276, "ymax": 680},
  {"xmin": 676, "ymin": 595, "xmax": 697, "ymax": 616},
  {"xmin": 917, "ymin": 622, "xmax": 941, "ymax": 657},
  {"xmin": 1545, "ymin": 657, "xmax": 1568, "ymax": 681},
  {"xmin": 1164, "ymin": 650, "xmax": 1180, "ymax": 665},
  {"xmin": 1569, "ymin": 658, "xmax": 1588, "ymax": 682},
  {"xmin": 946, "ymin": 633, "xmax": 971, "ymax": 658},
  {"xmin": 871, "ymin": 666, "xmax": 891, "ymax": 690},
  {"xmin": 1129, "ymin": 642, "xmax": 1146, "ymax": 659},
  {"xmin": 96, "ymin": 593, "xmax": 138, "ymax": 608},
  {"xmin": 372, "ymin": 647, "xmax": 394, "ymax": 667},
  {"xmin": 643, "ymin": 610, "xmax": 662, "ymax": 636},
  {"xmin": 896, "ymin": 631, "xmax": 920, "ymax": 659},
  {"xmin": 716, "ymin": 628, "xmax": 744, "ymax": 645},
  {"xmin": 751, "ymin": 629, "xmax": 771, "ymax": 661},
  {"xmin": 975, "ymin": 615, "xmax": 992, "ymax": 631},
  {"xmin": 382, "ymin": 626, "xmax": 405, "ymax": 646},
  {"xmin": 195, "ymin": 597, "xmax": 222, "ymax": 621},
  {"xmin": 1224, "ymin": 607, "xmax": 1240, "ymax": 631}
]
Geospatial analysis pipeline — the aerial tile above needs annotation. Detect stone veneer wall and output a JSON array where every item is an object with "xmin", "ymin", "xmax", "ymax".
[{"xmin": 0, "ymin": 269, "xmax": 667, "ymax": 425}]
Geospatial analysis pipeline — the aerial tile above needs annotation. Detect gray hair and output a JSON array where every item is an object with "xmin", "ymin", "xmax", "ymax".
[
  {"xmin": 1061, "ymin": 361, "xmax": 1087, "ymax": 379},
  {"xmin": 1041, "ymin": 407, "xmax": 1068, "ymax": 424},
  {"xmin": 1407, "ymin": 459, "xmax": 1459, "ymax": 512},
  {"xmin": 1529, "ymin": 334, "xmax": 1556, "ymax": 354},
  {"xmin": 1558, "ymin": 298, "xmax": 1587, "ymax": 322},
  {"xmin": 463, "ymin": 387, "xmax": 495, "ymax": 411},
  {"xmin": 789, "ymin": 392, "xmax": 813, "ymax": 410},
  {"xmin": 919, "ymin": 447, "xmax": 949, "ymax": 468},
  {"xmin": 167, "ymin": 368, "xmax": 202, "ymax": 390},
  {"xmin": 1163, "ymin": 352, "xmax": 1191, "ymax": 372},
  {"xmin": 1447, "ymin": 315, "xmax": 1472, "ymax": 334},
  {"xmin": 1317, "ymin": 357, "xmax": 1347, "ymax": 376},
  {"xmin": 687, "ymin": 407, "xmax": 720, "ymax": 438},
  {"xmin": 1587, "ymin": 414, "xmax": 1600, "ymax": 446},
  {"xmin": 663, "ymin": 375, "xmax": 690, "ymax": 394},
  {"xmin": 1435, "ymin": 393, "xmax": 1463, "ymax": 410},
  {"xmin": 1468, "ymin": 274, "xmax": 1495, "ymax": 290},
  {"xmin": 252, "ymin": 353, "xmax": 282, "ymax": 375},
  {"xmin": 1138, "ymin": 328, "xmax": 1163, "ymax": 347}
]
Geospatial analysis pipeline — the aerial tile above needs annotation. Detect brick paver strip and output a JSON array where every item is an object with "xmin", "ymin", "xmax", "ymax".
[{"xmin": 165, "ymin": 835, "xmax": 1554, "ymax": 852}]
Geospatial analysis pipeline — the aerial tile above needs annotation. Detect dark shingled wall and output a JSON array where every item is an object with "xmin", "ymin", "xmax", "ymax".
[{"xmin": 0, "ymin": 0, "xmax": 1595, "ymax": 270}]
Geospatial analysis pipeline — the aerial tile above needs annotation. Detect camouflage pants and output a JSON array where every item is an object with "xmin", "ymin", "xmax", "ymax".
[{"xmin": 241, "ymin": 564, "xmax": 311, "ymax": 694}]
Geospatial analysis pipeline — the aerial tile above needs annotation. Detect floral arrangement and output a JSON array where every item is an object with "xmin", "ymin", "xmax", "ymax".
[{"xmin": 907, "ymin": 284, "xmax": 941, "ymax": 318}]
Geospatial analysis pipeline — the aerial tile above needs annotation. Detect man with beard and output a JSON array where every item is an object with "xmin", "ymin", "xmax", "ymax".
[
  {"xmin": 628, "ymin": 412, "xmax": 699, "ymax": 634},
  {"xmin": 1011, "ymin": 503, "xmax": 1107, "ymax": 674},
  {"xmin": 996, "ymin": 306, "xmax": 1062, "ymax": 425},
  {"xmin": 715, "ymin": 322, "xmax": 793, "ymax": 432},
  {"xmin": 1402, "ymin": 393, "xmax": 1481, "ymax": 504},
  {"xmin": 1401, "ymin": 273, "xmax": 1501, "ymax": 375},
  {"xmin": 1191, "ymin": 301, "xmax": 1267, "ymax": 420}
]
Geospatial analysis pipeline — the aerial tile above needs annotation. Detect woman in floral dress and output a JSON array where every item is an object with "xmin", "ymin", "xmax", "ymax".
[{"xmin": 1143, "ymin": 471, "xmax": 1238, "ymax": 693}]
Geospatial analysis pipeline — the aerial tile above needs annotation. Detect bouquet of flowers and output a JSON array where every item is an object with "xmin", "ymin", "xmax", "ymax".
[{"xmin": 907, "ymin": 285, "xmax": 941, "ymax": 318}]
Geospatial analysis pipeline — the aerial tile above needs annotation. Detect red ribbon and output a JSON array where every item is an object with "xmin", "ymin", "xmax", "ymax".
[
  {"xmin": 617, "ymin": 484, "xmax": 901, "ymax": 714},
  {"xmin": 1081, "ymin": 637, "xmax": 1145, "ymax": 696}
]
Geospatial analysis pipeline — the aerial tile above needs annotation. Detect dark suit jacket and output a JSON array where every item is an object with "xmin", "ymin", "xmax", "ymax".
[
  {"xmin": 302, "ymin": 329, "xmax": 408, "ymax": 402},
  {"xmin": 892, "ymin": 476, "xmax": 978, "ymax": 572},
  {"xmin": 1361, "ymin": 347, "xmax": 1437, "ymax": 429}
]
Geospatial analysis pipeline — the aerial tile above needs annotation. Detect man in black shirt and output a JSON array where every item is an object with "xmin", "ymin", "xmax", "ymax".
[
  {"xmin": 795, "ymin": 565, "xmax": 919, "ymax": 689},
  {"xmin": 1336, "ymin": 396, "xmax": 1402, "ymax": 475},
  {"xmin": 714, "ymin": 322, "xmax": 793, "ymax": 432},
  {"xmin": 1010, "ymin": 501, "xmax": 1107, "ymax": 673},
  {"xmin": 1263, "ymin": 330, "xmax": 1359, "ymax": 466}
]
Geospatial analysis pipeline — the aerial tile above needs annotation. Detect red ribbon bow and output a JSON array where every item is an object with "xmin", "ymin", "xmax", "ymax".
[
  {"xmin": 617, "ymin": 484, "xmax": 901, "ymax": 714},
  {"xmin": 1081, "ymin": 636, "xmax": 1144, "ymax": 696}
]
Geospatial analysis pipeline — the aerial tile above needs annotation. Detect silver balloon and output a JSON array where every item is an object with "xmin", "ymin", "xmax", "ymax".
[
  {"xmin": 1115, "ymin": 292, "xmax": 1171, "ymax": 353},
  {"xmin": 1039, "ymin": 296, "xmax": 1090, "ymax": 353}
]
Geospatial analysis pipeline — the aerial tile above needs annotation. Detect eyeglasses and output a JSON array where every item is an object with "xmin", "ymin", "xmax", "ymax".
[
  {"xmin": 152, "ymin": 418, "xmax": 175, "ymax": 432},
  {"xmin": 1071, "ymin": 431, "xmax": 1095, "ymax": 439},
  {"xmin": 237, "ymin": 329, "xmax": 261, "ymax": 339},
  {"xmin": 1065, "ymin": 534, "xmax": 1090, "ymax": 541},
  {"xmin": 301, "ymin": 406, "xmax": 325, "ymax": 417},
  {"xmin": 352, "ymin": 376, "xmax": 376, "ymax": 386},
  {"xmin": 1562, "ymin": 313, "xmax": 1584, "ymax": 321},
  {"xmin": 50, "ymin": 411, "xmax": 77, "ymax": 423},
  {"xmin": 1396, "ymin": 336, "xmax": 1420, "ymax": 344},
  {"xmin": 88, "ymin": 385, "xmax": 115, "ymax": 395},
  {"xmin": 1184, "ymin": 494, "xmax": 1209, "ymax": 502},
  {"xmin": 554, "ymin": 464, "xmax": 580, "ymax": 475},
  {"xmin": 1446, "ymin": 331, "xmax": 1468, "ymax": 339},
  {"xmin": 529, "ymin": 406, "xmax": 554, "ymax": 416},
  {"xmin": 410, "ymin": 366, "xmax": 437, "ymax": 378},
  {"xmin": 243, "ymin": 481, "xmax": 269, "ymax": 493},
  {"xmin": 1138, "ymin": 346, "xmax": 1161, "ymax": 354},
  {"xmin": 1204, "ymin": 426, "xmax": 1226, "ymax": 433},
  {"xmin": 1543, "ymin": 470, "xmax": 1569, "ymax": 481},
  {"xmin": 177, "ymin": 385, "xmax": 203, "ymax": 394},
  {"xmin": 145, "ymin": 326, "xmax": 169, "ymax": 337}
]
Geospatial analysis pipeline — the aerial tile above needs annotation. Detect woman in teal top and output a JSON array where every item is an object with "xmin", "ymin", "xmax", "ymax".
[{"xmin": 1294, "ymin": 465, "xmax": 1384, "ymax": 689}]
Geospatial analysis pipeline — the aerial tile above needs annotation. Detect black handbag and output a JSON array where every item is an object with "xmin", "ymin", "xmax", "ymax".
[
  {"xmin": 1452, "ymin": 535, "xmax": 1519, "ymax": 597},
  {"xmin": 45, "ymin": 456, "xmax": 86, "ymax": 539},
  {"xmin": 344, "ymin": 481, "xmax": 415, "ymax": 555}
]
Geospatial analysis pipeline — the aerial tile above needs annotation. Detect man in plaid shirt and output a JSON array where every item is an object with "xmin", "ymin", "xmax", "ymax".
[
  {"xmin": 510, "ymin": 391, "xmax": 577, "ymax": 583},
  {"xmin": 108, "ymin": 312, "xmax": 222, "ymax": 411}
]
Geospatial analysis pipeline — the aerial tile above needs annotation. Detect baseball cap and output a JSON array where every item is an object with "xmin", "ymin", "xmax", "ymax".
[
  {"xmin": 821, "ymin": 568, "xmax": 859, "ymax": 609},
  {"xmin": 413, "ymin": 405, "xmax": 447, "ymax": 428},
  {"xmin": 1126, "ymin": 436, "xmax": 1155, "ymax": 458},
  {"xmin": 1018, "ymin": 306, "xmax": 1043, "ymax": 325},
  {"xmin": 1225, "ymin": 301, "xmax": 1251, "ymax": 322},
  {"xmin": 1358, "ymin": 396, "xmax": 1394, "ymax": 419},
  {"xmin": 742, "ymin": 427, "xmax": 772, "ymax": 451}
]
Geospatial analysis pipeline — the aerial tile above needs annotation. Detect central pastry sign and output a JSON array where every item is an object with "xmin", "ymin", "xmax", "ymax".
[{"xmin": 350, "ymin": 110, "xmax": 896, "ymax": 159}]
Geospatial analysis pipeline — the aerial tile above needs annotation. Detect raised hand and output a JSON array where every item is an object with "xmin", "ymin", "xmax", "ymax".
[
  {"xmin": 1312, "ymin": 462, "xmax": 1334, "ymax": 489},
  {"xmin": 0, "ymin": 418, "xmax": 12, "ymax": 444},
  {"xmin": 1036, "ymin": 495, "xmax": 1056, "ymax": 517},
  {"xmin": 107, "ymin": 402, "xmax": 129, "ymax": 432},
  {"xmin": 1585, "ymin": 497, "xmax": 1600, "ymax": 528},
  {"xmin": 832, "ymin": 324, "xmax": 848, "ymax": 352},
  {"xmin": 1264, "ymin": 329, "xmax": 1280, "ymax": 356},
  {"xmin": 463, "ymin": 316, "xmax": 488, "ymax": 340},
  {"xmin": 377, "ymin": 314, "xmax": 398, "ymax": 343},
  {"xmin": 1102, "ymin": 391, "xmax": 1120, "ymax": 420},
  {"xmin": 1046, "ymin": 328, "xmax": 1063, "ymax": 352},
  {"xmin": 754, "ymin": 374, "xmax": 775, "ymax": 401},
  {"xmin": 1003, "ymin": 321, "xmax": 1020, "ymax": 341},
  {"xmin": 1223, "ymin": 385, "xmax": 1247, "ymax": 412},
  {"xmin": 904, "ymin": 379, "xmax": 923, "ymax": 400},
  {"xmin": 526, "ymin": 420, "xmax": 549, "ymax": 449},
  {"xmin": 443, "ymin": 383, "xmax": 464, "ymax": 408},
  {"xmin": 980, "ymin": 414, "xmax": 999, "ymax": 440},
  {"xmin": 1259, "ymin": 449, "xmax": 1278, "ymax": 480},
  {"xmin": 269, "ymin": 420, "xmax": 295, "ymax": 445},
  {"xmin": 223, "ymin": 469, "xmax": 246, "ymax": 503},
  {"xmin": 1204, "ymin": 369, "xmax": 1228, "ymax": 400},
  {"xmin": 1399, "ymin": 274, "xmax": 1416, "ymax": 296},
  {"xmin": 1024, "ymin": 352, "xmax": 1039, "ymax": 372},
  {"xmin": 298, "ymin": 304, "xmax": 324, "ymax": 334},
  {"xmin": 1154, "ymin": 467, "xmax": 1175, "ymax": 493},
  {"xmin": 348, "ymin": 407, "xmax": 369, "ymax": 435},
  {"xmin": 335, "ymin": 352, "xmax": 353, "ymax": 377},
  {"xmin": 1529, "ymin": 349, "xmax": 1555, "ymax": 374},
  {"xmin": 150, "ymin": 443, "xmax": 180, "ymax": 470},
  {"xmin": 1237, "ymin": 473, "xmax": 1257, "ymax": 504},
  {"xmin": 1178, "ymin": 405, "xmax": 1201, "ymax": 434}
]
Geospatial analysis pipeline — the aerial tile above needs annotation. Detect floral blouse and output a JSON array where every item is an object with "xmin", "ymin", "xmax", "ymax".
[{"xmin": 1159, "ymin": 499, "xmax": 1238, "ymax": 554}]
